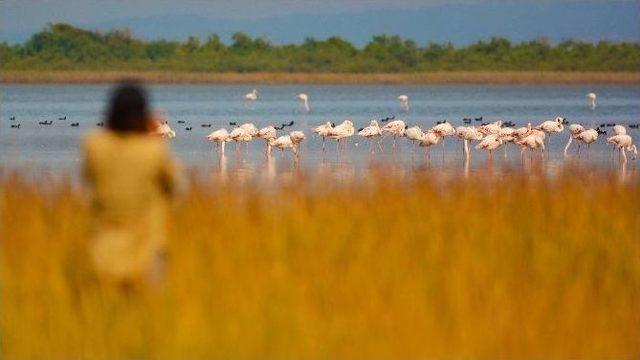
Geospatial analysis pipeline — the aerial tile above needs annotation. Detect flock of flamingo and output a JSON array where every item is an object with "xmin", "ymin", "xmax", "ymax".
[{"xmin": 152, "ymin": 90, "xmax": 636, "ymax": 164}]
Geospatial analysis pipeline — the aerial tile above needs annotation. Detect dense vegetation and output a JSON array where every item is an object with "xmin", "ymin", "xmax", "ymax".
[
  {"xmin": 3, "ymin": 173, "xmax": 639, "ymax": 358},
  {"xmin": 1, "ymin": 23, "xmax": 639, "ymax": 72}
]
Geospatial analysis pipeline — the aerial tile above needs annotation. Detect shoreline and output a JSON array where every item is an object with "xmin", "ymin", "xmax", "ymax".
[{"xmin": 2, "ymin": 70, "xmax": 639, "ymax": 85}]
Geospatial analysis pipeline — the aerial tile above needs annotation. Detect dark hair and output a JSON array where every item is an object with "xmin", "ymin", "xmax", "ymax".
[{"xmin": 106, "ymin": 80, "xmax": 150, "ymax": 133}]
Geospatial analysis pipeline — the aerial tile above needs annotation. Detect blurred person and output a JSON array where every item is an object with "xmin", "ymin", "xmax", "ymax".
[{"xmin": 82, "ymin": 80, "xmax": 182, "ymax": 289}]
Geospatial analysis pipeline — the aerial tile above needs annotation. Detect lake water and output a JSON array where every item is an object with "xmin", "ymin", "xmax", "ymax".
[{"xmin": 1, "ymin": 84, "xmax": 639, "ymax": 184}]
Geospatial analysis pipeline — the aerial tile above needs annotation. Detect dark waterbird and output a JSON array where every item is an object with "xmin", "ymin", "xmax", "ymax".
[
  {"xmin": 463, "ymin": 118, "xmax": 472, "ymax": 124},
  {"xmin": 201, "ymin": 124, "xmax": 212, "ymax": 127},
  {"xmin": 474, "ymin": 116, "xmax": 483, "ymax": 122},
  {"xmin": 11, "ymin": 124, "xmax": 20, "ymax": 128},
  {"xmin": 436, "ymin": 120, "xmax": 445, "ymax": 125},
  {"xmin": 70, "ymin": 122, "xmax": 79, "ymax": 127},
  {"xmin": 561, "ymin": 118, "xmax": 569, "ymax": 125},
  {"xmin": 96, "ymin": 122, "xmax": 104, "ymax": 127},
  {"xmin": 9, "ymin": 116, "xmax": 16, "ymax": 121},
  {"xmin": 185, "ymin": 127, "xmax": 192, "ymax": 131},
  {"xmin": 274, "ymin": 122, "xmax": 292, "ymax": 130},
  {"xmin": 380, "ymin": 115, "xmax": 395, "ymax": 122},
  {"xmin": 177, "ymin": 120, "xmax": 186, "ymax": 124},
  {"xmin": 229, "ymin": 122, "xmax": 237, "ymax": 126},
  {"xmin": 503, "ymin": 121, "xmax": 515, "ymax": 127},
  {"xmin": 606, "ymin": 123, "xmax": 615, "ymax": 127},
  {"xmin": 358, "ymin": 127, "xmax": 364, "ymax": 132},
  {"xmin": 596, "ymin": 128, "xmax": 607, "ymax": 135},
  {"xmin": 286, "ymin": 120, "xmax": 295, "ymax": 127},
  {"xmin": 629, "ymin": 124, "xmax": 639, "ymax": 129},
  {"xmin": 58, "ymin": 116, "xmax": 67, "ymax": 120},
  {"xmin": 38, "ymin": 120, "xmax": 53, "ymax": 125}
]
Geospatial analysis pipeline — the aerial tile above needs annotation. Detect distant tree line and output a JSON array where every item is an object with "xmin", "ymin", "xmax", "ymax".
[{"xmin": 1, "ymin": 23, "xmax": 639, "ymax": 72}]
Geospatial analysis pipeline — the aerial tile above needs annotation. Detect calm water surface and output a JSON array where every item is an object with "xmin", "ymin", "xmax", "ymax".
[{"xmin": 1, "ymin": 84, "xmax": 639, "ymax": 184}]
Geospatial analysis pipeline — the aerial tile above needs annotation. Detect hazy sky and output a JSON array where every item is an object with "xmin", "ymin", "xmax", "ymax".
[{"xmin": 1, "ymin": 0, "xmax": 639, "ymax": 46}]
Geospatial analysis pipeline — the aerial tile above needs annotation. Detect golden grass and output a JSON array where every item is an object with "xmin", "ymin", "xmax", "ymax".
[
  {"xmin": 2, "ymin": 70, "xmax": 640, "ymax": 84},
  {"xmin": 1, "ymin": 172, "xmax": 639, "ymax": 358}
]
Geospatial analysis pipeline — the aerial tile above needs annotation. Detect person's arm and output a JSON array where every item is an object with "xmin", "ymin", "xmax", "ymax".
[
  {"xmin": 158, "ymin": 144, "xmax": 185, "ymax": 198},
  {"xmin": 81, "ymin": 136, "xmax": 95, "ymax": 187}
]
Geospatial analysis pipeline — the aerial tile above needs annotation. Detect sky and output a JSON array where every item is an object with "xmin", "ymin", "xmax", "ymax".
[{"xmin": 1, "ymin": 0, "xmax": 639, "ymax": 46}]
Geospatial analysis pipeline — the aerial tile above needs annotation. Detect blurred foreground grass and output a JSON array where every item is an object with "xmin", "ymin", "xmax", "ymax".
[{"xmin": 1, "ymin": 173, "xmax": 639, "ymax": 358}]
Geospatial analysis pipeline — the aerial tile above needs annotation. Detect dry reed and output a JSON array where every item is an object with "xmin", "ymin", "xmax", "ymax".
[{"xmin": 1, "ymin": 172, "xmax": 639, "ymax": 358}]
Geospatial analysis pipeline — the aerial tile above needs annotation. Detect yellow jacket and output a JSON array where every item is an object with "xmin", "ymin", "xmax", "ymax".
[{"xmin": 82, "ymin": 131, "xmax": 181, "ymax": 282}]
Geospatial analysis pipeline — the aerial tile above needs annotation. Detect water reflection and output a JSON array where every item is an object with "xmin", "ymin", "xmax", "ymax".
[{"xmin": 181, "ymin": 148, "xmax": 639, "ymax": 189}]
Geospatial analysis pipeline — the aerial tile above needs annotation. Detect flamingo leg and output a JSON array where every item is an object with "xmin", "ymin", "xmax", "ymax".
[
  {"xmin": 586, "ymin": 143, "xmax": 590, "ymax": 159},
  {"xmin": 463, "ymin": 139, "xmax": 470, "ymax": 160}
]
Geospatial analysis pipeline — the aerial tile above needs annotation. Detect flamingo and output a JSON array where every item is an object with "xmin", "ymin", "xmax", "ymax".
[
  {"xmin": 456, "ymin": 126, "xmax": 483, "ymax": 160},
  {"xmin": 156, "ymin": 121, "xmax": 176, "ymax": 138},
  {"xmin": 244, "ymin": 89, "xmax": 258, "ymax": 102},
  {"xmin": 311, "ymin": 121, "xmax": 334, "ymax": 152},
  {"xmin": 516, "ymin": 132, "xmax": 545, "ymax": 155},
  {"xmin": 586, "ymin": 92, "xmax": 597, "ymax": 110},
  {"xmin": 514, "ymin": 123, "xmax": 533, "ymax": 140},
  {"xmin": 397, "ymin": 95, "xmax": 409, "ymax": 112},
  {"xmin": 498, "ymin": 127, "xmax": 517, "ymax": 154},
  {"xmin": 358, "ymin": 120, "xmax": 383, "ymax": 154},
  {"xmin": 476, "ymin": 134, "xmax": 503, "ymax": 159},
  {"xmin": 431, "ymin": 121, "xmax": 456, "ymax": 155},
  {"xmin": 289, "ymin": 130, "xmax": 306, "ymax": 157},
  {"xmin": 234, "ymin": 123, "xmax": 258, "ymax": 152},
  {"xmin": 564, "ymin": 123, "xmax": 585, "ymax": 156},
  {"xmin": 575, "ymin": 129, "xmax": 599, "ymax": 156},
  {"xmin": 478, "ymin": 120, "xmax": 503, "ymax": 136},
  {"xmin": 239, "ymin": 123, "xmax": 259, "ymax": 136},
  {"xmin": 606, "ymin": 125, "xmax": 629, "ymax": 155},
  {"xmin": 404, "ymin": 126, "xmax": 424, "ymax": 152},
  {"xmin": 327, "ymin": 120, "xmax": 355, "ymax": 154},
  {"xmin": 270, "ymin": 134, "xmax": 298, "ymax": 157},
  {"xmin": 228, "ymin": 126, "xmax": 253, "ymax": 154},
  {"xmin": 607, "ymin": 134, "xmax": 637, "ymax": 162},
  {"xmin": 418, "ymin": 130, "xmax": 441, "ymax": 159},
  {"xmin": 206, "ymin": 128, "xmax": 231, "ymax": 155},
  {"xmin": 381, "ymin": 119, "xmax": 406, "ymax": 149},
  {"xmin": 258, "ymin": 126, "xmax": 277, "ymax": 156},
  {"xmin": 535, "ymin": 116, "xmax": 565, "ymax": 148},
  {"xmin": 296, "ymin": 93, "xmax": 310, "ymax": 112},
  {"xmin": 613, "ymin": 124, "xmax": 627, "ymax": 135}
]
